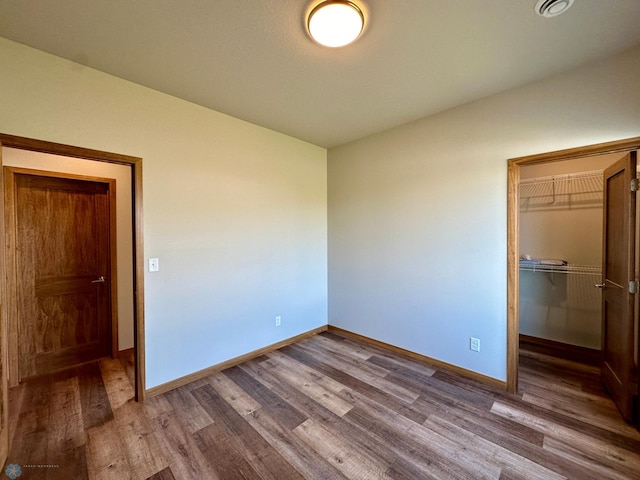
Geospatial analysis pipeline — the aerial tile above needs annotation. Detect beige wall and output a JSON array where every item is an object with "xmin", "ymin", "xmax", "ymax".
[
  {"xmin": 3, "ymin": 33, "xmax": 639, "ymax": 386},
  {"xmin": 0, "ymin": 37, "xmax": 328, "ymax": 389},
  {"xmin": 328, "ymin": 46, "xmax": 640, "ymax": 381}
]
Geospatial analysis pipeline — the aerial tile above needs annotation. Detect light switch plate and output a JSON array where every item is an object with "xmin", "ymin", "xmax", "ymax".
[{"xmin": 149, "ymin": 258, "xmax": 159, "ymax": 272}]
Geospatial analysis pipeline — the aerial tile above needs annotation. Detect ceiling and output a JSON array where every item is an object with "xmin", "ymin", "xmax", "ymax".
[{"xmin": 1, "ymin": 1, "xmax": 639, "ymax": 148}]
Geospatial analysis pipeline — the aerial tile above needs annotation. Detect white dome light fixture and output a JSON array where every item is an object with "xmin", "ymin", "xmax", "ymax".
[
  {"xmin": 307, "ymin": 1, "xmax": 365, "ymax": 48},
  {"xmin": 535, "ymin": 0, "xmax": 575, "ymax": 17}
]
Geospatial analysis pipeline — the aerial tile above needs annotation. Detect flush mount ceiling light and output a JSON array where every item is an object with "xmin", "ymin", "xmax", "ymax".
[
  {"xmin": 535, "ymin": 0, "xmax": 575, "ymax": 17},
  {"xmin": 307, "ymin": 0, "xmax": 365, "ymax": 48}
]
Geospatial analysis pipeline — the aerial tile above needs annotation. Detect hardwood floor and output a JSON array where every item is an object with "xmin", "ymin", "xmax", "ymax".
[{"xmin": 5, "ymin": 331, "xmax": 640, "ymax": 479}]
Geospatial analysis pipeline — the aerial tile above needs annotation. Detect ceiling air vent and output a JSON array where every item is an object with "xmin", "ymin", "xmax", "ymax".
[{"xmin": 535, "ymin": 0, "xmax": 574, "ymax": 17}]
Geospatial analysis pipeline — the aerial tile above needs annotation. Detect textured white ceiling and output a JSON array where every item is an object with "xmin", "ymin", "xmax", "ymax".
[{"xmin": 1, "ymin": 0, "xmax": 639, "ymax": 148}]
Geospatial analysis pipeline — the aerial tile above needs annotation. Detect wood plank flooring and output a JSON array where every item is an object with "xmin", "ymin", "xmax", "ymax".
[{"xmin": 4, "ymin": 331, "xmax": 640, "ymax": 479}]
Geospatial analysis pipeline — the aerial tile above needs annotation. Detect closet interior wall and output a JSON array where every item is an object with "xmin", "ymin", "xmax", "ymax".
[{"xmin": 519, "ymin": 153, "xmax": 626, "ymax": 349}]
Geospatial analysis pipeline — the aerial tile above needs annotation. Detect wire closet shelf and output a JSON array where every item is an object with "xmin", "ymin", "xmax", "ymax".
[
  {"xmin": 520, "ymin": 169, "xmax": 603, "ymax": 195},
  {"xmin": 519, "ymin": 169, "xmax": 603, "ymax": 206},
  {"xmin": 518, "ymin": 263, "xmax": 601, "ymax": 276}
]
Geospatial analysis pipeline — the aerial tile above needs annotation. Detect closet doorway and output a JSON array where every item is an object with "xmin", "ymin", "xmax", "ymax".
[
  {"xmin": 518, "ymin": 154, "xmax": 616, "ymax": 357},
  {"xmin": 506, "ymin": 137, "xmax": 640, "ymax": 427}
]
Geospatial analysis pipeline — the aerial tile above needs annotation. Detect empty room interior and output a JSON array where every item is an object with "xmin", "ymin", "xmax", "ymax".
[{"xmin": 0, "ymin": 0, "xmax": 640, "ymax": 479}]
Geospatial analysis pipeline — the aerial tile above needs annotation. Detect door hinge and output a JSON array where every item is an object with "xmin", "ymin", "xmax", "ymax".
[
  {"xmin": 631, "ymin": 178, "xmax": 640, "ymax": 192},
  {"xmin": 629, "ymin": 280, "xmax": 639, "ymax": 294}
]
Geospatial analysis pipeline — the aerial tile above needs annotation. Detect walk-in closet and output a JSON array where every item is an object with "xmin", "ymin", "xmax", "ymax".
[{"xmin": 518, "ymin": 152, "xmax": 630, "ymax": 358}]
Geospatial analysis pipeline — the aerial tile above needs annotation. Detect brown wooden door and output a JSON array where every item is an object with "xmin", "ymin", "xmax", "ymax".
[
  {"xmin": 15, "ymin": 173, "xmax": 112, "ymax": 379},
  {"xmin": 601, "ymin": 152, "xmax": 637, "ymax": 421}
]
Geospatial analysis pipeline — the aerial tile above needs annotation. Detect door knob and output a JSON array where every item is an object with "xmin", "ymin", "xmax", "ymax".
[
  {"xmin": 91, "ymin": 276, "xmax": 106, "ymax": 284},
  {"xmin": 594, "ymin": 283, "xmax": 605, "ymax": 289}
]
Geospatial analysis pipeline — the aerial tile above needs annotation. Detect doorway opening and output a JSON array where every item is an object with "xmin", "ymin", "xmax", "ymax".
[
  {"xmin": 507, "ymin": 137, "xmax": 640, "ymax": 425},
  {"xmin": 518, "ymin": 153, "xmax": 619, "ymax": 359},
  {"xmin": 0, "ymin": 134, "xmax": 145, "ymax": 402}
]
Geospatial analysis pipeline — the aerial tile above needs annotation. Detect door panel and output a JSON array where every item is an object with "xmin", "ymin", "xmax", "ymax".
[
  {"xmin": 601, "ymin": 152, "xmax": 637, "ymax": 421},
  {"xmin": 15, "ymin": 174, "xmax": 112, "ymax": 379}
]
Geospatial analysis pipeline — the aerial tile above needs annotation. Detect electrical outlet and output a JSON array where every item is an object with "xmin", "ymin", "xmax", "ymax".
[
  {"xmin": 275, "ymin": 316, "xmax": 281, "ymax": 327},
  {"xmin": 470, "ymin": 337, "xmax": 480, "ymax": 352}
]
